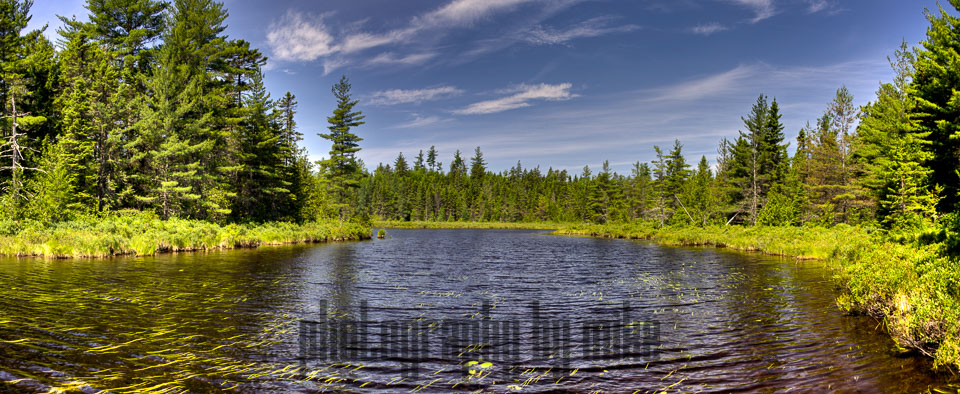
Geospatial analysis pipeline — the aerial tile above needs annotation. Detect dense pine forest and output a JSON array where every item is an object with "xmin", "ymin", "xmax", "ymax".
[{"xmin": 0, "ymin": 0, "xmax": 329, "ymax": 226}]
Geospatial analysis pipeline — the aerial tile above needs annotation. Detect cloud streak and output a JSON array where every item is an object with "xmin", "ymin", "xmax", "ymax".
[
  {"xmin": 369, "ymin": 86, "xmax": 465, "ymax": 105},
  {"xmin": 454, "ymin": 83, "xmax": 577, "ymax": 115},
  {"xmin": 524, "ymin": 17, "xmax": 640, "ymax": 45},
  {"xmin": 691, "ymin": 22, "xmax": 728, "ymax": 36},
  {"xmin": 731, "ymin": 0, "xmax": 777, "ymax": 23}
]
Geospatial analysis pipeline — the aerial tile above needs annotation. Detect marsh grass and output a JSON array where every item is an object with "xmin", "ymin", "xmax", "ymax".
[
  {"xmin": 0, "ymin": 212, "xmax": 370, "ymax": 258},
  {"xmin": 556, "ymin": 221, "xmax": 960, "ymax": 370},
  {"xmin": 375, "ymin": 220, "xmax": 565, "ymax": 230}
]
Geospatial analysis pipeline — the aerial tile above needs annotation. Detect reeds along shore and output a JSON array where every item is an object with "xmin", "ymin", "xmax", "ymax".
[{"xmin": 0, "ymin": 214, "xmax": 370, "ymax": 258}]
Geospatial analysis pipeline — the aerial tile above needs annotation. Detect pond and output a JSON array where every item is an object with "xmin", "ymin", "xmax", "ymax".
[{"xmin": 0, "ymin": 229, "xmax": 953, "ymax": 392}]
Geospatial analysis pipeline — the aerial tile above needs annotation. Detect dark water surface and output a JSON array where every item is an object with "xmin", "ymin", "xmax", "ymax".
[{"xmin": 0, "ymin": 229, "xmax": 954, "ymax": 392}]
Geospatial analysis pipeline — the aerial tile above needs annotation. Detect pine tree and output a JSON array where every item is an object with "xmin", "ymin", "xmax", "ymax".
[
  {"xmin": 319, "ymin": 75, "xmax": 364, "ymax": 220},
  {"xmin": 132, "ymin": 43, "xmax": 210, "ymax": 219},
  {"xmin": 807, "ymin": 113, "xmax": 843, "ymax": 224},
  {"xmin": 858, "ymin": 42, "xmax": 938, "ymax": 227},
  {"xmin": 426, "ymin": 145, "xmax": 438, "ymax": 172},
  {"xmin": 25, "ymin": 137, "xmax": 79, "ymax": 223},
  {"xmin": 74, "ymin": 0, "xmax": 166, "ymax": 74},
  {"xmin": 414, "ymin": 149, "xmax": 425, "ymax": 171},
  {"xmin": 651, "ymin": 146, "xmax": 668, "ymax": 227},
  {"xmin": 912, "ymin": 1, "xmax": 960, "ymax": 212}
]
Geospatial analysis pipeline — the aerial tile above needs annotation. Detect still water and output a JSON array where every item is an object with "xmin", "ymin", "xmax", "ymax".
[{"xmin": 0, "ymin": 229, "xmax": 953, "ymax": 392}]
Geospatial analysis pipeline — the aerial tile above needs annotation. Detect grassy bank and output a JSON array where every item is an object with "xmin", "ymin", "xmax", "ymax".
[
  {"xmin": 553, "ymin": 222, "xmax": 873, "ymax": 259},
  {"xmin": 0, "ymin": 213, "xmax": 371, "ymax": 258},
  {"xmin": 375, "ymin": 220, "xmax": 566, "ymax": 230},
  {"xmin": 556, "ymin": 221, "xmax": 960, "ymax": 370}
]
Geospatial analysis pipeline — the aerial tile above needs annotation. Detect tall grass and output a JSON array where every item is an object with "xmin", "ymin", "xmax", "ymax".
[
  {"xmin": 0, "ymin": 212, "xmax": 370, "ymax": 258},
  {"xmin": 556, "ymin": 221, "xmax": 960, "ymax": 370}
]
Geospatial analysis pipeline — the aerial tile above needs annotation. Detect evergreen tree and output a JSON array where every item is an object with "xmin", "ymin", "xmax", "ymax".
[
  {"xmin": 858, "ymin": 42, "xmax": 938, "ymax": 227},
  {"xmin": 319, "ymin": 75, "xmax": 364, "ymax": 219},
  {"xmin": 911, "ymin": 1, "xmax": 960, "ymax": 212},
  {"xmin": 394, "ymin": 152, "xmax": 408, "ymax": 177},
  {"xmin": 470, "ymin": 146, "xmax": 486, "ymax": 180},
  {"xmin": 651, "ymin": 145, "xmax": 668, "ymax": 227},
  {"xmin": 414, "ymin": 149, "xmax": 425, "ymax": 171},
  {"xmin": 131, "ymin": 42, "xmax": 210, "ymax": 219},
  {"xmin": 426, "ymin": 145, "xmax": 438, "ymax": 172}
]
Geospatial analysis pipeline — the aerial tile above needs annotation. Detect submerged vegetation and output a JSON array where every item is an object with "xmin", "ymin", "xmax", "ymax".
[{"xmin": 0, "ymin": 211, "xmax": 370, "ymax": 258}]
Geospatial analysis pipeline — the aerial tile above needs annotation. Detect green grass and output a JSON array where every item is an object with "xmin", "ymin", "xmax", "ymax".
[
  {"xmin": 553, "ymin": 222, "xmax": 873, "ymax": 259},
  {"xmin": 375, "ymin": 220, "xmax": 566, "ymax": 230},
  {"xmin": 556, "ymin": 221, "xmax": 960, "ymax": 370},
  {"xmin": 0, "ymin": 212, "xmax": 371, "ymax": 258}
]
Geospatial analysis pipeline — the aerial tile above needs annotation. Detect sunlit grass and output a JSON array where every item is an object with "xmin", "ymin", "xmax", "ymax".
[{"xmin": 0, "ymin": 212, "xmax": 370, "ymax": 258}]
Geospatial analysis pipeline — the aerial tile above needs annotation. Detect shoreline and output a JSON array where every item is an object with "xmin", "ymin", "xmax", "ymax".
[{"xmin": 0, "ymin": 218, "xmax": 371, "ymax": 259}]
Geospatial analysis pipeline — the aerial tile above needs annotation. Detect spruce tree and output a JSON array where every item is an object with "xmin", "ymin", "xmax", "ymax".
[{"xmin": 470, "ymin": 146, "xmax": 486, "ymax": 180}]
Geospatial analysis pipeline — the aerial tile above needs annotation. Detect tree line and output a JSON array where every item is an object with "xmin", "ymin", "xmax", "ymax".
[{"xmin": 348, "ymin": 4, "xmax": 960, "ymax": 230}]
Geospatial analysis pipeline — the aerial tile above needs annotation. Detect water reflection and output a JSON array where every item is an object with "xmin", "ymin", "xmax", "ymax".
[{"xmin": 0, "ymin": 229, "xmax": 954, "ymax": 392}]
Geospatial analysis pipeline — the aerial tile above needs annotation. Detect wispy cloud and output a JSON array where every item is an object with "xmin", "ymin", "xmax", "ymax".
[
  {"xmin": 454, "ymin": 83, "xmax": 577, "ymax": 115},
  {"xmin": 267, "ymin": 10, "xmax": 337, "ymax": 61},
  {"xmin": 367, "ymin": 52, "xmax": 438, "ymax": 66},
  {"xmin": 396, "ymin": 114, "xmax": 450, "ymax": 129},
  {"xmin": 805, "ymin": 0, "xmax": 839, "ymax": 14},
  {"xmin": 691, "ymin": 22, "xmax": 728, "ymax": 36},
  {"xmin": 731, "ymin": 0, "xmax": 776, "ymax": 23},
  {"xmin": 524, "ymin": 17, "xmax": 640, "ymax": 45},
  {"xmin": 413, "ymin": 0, "xmax": 539, "ymax": 28},
  {"xmin": 369, "ymin": 86, "xmax": 465, "ymax": 105},
  {"xmin": 641, "ymin": 65, "xmax": 760, "ymax": 102}
]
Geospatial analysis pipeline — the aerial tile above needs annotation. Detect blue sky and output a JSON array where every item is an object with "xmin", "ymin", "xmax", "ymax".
[{"xmin": 30, "ymin": 0, "xmax": 944, "ymax": 174}]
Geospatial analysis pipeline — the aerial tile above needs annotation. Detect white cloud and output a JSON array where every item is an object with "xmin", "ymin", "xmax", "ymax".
[
  {"xmin": 454, "ymin": 83, "xmax": 577, "ymax": 115},
  {"xmin": 691, "ymin": 22, "xmax": 728, "ymax": 36},
  {"xmin": 415, "ymin": 0, "xmax": 539, "ymax": 29},
  {"xmin": 267, "ymin": 0, "xmax": 578, "ymax": 69},
  {"xmin": 267, "ymin": 10, "xmax": 337, "ymax": 61},
  {"xmin": 524, "ymin": 17, "xmax": 640, "ymax": 45},
  {"xmin": 367, "ymin": 52, "xmax": 438, "ymax": 66},
  {"xmin": 806, "ymin": 0, "xmax": 839, "ymax": 14},
  {"xmin": 731, "ymin": 0, "xmax": 776, "ymax": 23},
  {"xmin": 370, "ymin": 86, "xmax": 465, "ymax": 105}
]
